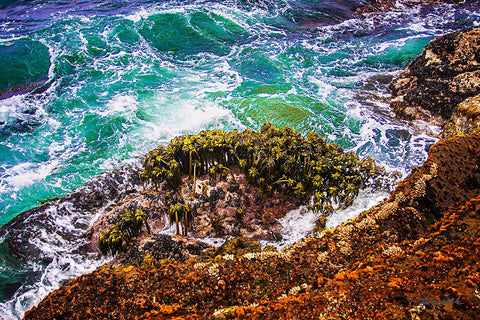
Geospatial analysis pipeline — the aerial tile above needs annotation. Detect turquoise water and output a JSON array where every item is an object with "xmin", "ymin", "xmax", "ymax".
[{"xmin": 1, "ymin": 0, "xmax": 480, "ymax": 318}]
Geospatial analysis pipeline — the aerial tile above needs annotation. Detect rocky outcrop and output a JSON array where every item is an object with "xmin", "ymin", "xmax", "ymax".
[
  {"xmin": 389, "ymin": 26, "xmax": 480, "ymax": 134},
  {"xmin": 356, "ymin": 0, "xmax": 465, "ymax": 14},
  {"xmin": 0, "ymin": 162, "xmax": 142, "ymax": 262},
  {"xmin": 23, "ymin": 134, "xmax": 480, "ymax": 319},
  {"xmin": 88, "ymin": 170, "xmax": 302, "ymax": 266},
  {"xmin": 443, "ymin": 93, "xmax": 480, "ymax": 137},
  {"xmin": 87, "ymin": 124, "xmax": 393, "ymax": 266}
]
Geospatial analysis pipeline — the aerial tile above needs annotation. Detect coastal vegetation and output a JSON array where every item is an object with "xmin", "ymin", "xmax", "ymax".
[
  {"xmin": 99, "ymin": 209, "xmax": 150, "ymax": 255},
  {"xmin": 96, "ymin": 124, "xmax": 393, "ymax": 257},
  {"xmin": 141, "ymin": 124, "xmax": 391, "ymax": 215},
  {"xmin": 2, "ymin": 2, "xmax": 480, "ymax": 319}
]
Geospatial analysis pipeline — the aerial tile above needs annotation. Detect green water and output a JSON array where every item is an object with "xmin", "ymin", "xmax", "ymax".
[{"xmin": 0, "ymin": 40, "xmax": 51, "ymax": 91}]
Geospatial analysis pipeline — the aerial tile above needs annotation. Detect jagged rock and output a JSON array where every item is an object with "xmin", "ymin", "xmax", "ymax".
[
  {"xmin": 356, "ymin": 0, "xmax": 464, "ymax": 15},
  {"xmin": 443, "ymin": 93, "xmax": 480, "ymax": 138},
  {"xmin": 0, "ymin": 162, "xmax": 142, "ymax": 261},
  {"xmin": 355, "ymin": 0, "xmax": 396, "ymax": 14},
  {"xmin": 120, "ymin": 234, "xmax": 211, "ymax": 266},
  {"xmin": 389, "ymin": 26, "xmax": 480, "ymax": 127}
]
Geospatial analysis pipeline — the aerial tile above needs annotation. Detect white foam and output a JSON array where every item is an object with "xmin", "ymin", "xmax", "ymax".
[
  {"xmin": 277, "ymin": 206, "xmax": 317, "ymax": 245},
  {"xmin": 142, "ymin": 93, "xmax": 244, "ymax": 144},
  {"xmin": 0, "ymin": 161, "xmax": 58, "ymax": 193},
  {"xmin": 97, "ymin": 94, "xmax": 138, "ymax": 117},
  {"xmin": 343, "ymin": 96, "xmax": 438, "ymax": 175},
  {"xmin": 412, "ymin": 119, "xmax": 442, "ymax": 136},
  {"xmin": 123, "ymin": 4, "xmax": 188, "ymax": 22},
  {"xmin": 196, "ymin": 237, "xmax": 226, "ymax": 248},
  {"xmin": 0, "ymin": 95, "xmax": 36, "ymax": 124},
  {"xmin": 0, "ymin": 202, "xmax": 111, "ymax": 319},
  {"xmin": 1, "ymin": 253, "xmax": 109, "ymax": 319},
  {"xmin": 326, "ymin": 188, "xmax": 389, "ymax": 229}
]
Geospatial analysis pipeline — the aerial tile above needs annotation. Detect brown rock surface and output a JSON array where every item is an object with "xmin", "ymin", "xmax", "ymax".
[
  {"xmin": 443, "ymin": 93, "xmax": 480, "ymax": 138},
  {"xmin": 356, "ymin": 0, "xmax": 464, "ymax": 14},
  {"xmin": 389, "ymin": 27, "xmax": 480, "ymax": 127},
  {"xmin": 87, "ymin": 169, "xmax": 300, "ymax": 266},
  {"xmin": 23, "ymin": 135, "xmax": 480, "ymax": 320}
]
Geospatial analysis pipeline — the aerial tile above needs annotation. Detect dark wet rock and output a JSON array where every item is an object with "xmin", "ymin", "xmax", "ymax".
[
  {"xmin": 130, "ymin": 236, "xmax": 175, "ymax": 263},
  {"xmin": 81, "ymin": 167, "xmax": 302, "ymax": 266},
  {"xmin": 226, "ymin": 193, "xmax": 241, "ymax": 208},
  {"xmin": 389, "ymin": 27, "xmax": 480, "ymax": 127},
  {"xmin": 227, "ymin": 181, "xmax": 240, "ymax": 193},
  {"xmin": 356, "ymin": 0, "xmax": 464, "ymax": 14},
  {"xmin": 355, "ymin": 0, "xmax": 396, "ymax": 14},
  {"xmin": 120, "ymin": 234, "xmax": 212, "ymax": 266},
  {"xmin": 0, "ymin": 79, "xmax": 52, "ymax": 100},
  {"xmin": 185, "ymin": 242, "xmax": 209, "ymax": 256},
  {"xmin": 0, "ymin": 162, "xmax": 142, "ymax": 261}
]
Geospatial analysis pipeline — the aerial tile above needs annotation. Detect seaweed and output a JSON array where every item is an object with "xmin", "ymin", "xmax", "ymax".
[{"xmin": 141, "ymin": 124, "xmax": 391, "ymax": 215}]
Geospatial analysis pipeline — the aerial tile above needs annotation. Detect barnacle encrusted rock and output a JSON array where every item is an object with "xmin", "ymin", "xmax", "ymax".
[{"xmin": 443, "ymin": 93, "xmax": 480, "ymax": 138}]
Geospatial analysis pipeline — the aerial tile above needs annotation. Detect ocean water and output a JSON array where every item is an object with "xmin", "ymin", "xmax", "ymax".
[{"xmin": 1, "ymin": 0, "xmax": 480, "ymax": 318}]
